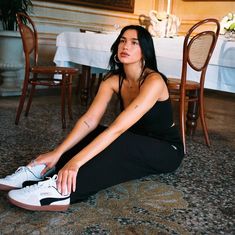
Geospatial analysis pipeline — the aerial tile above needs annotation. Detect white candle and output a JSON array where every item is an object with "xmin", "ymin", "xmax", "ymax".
[{"xmin": 166, "ymin": 0, "xmax": 171, "ymax": 15}]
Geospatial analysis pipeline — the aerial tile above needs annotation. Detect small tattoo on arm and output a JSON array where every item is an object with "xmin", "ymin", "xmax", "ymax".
[{"xmin": 83, "ymin": 120, "xmax": 90, "ymax": 128}]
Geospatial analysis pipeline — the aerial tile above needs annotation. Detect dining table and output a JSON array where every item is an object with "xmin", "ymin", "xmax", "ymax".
[{"xmin": 54, "ymin": 31, "xmax": 235, "ymax": 135}]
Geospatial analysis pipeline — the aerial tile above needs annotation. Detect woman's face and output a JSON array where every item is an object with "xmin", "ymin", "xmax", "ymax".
[{"xmin": 117, "ymin": 29, "xmax": 142, "ymax": 65}]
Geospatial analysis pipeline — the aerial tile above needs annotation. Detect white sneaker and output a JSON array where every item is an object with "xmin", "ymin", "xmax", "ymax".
[
  {"xmin": 0, "ymin": 164, "xmax": 52, "ymax": 191},
  {"xmin": 8, "ymin": 175, "xmax": 70, "ymax": 211}
]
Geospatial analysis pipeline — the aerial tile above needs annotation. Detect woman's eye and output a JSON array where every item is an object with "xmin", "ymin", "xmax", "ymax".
[
  {"xmin": 120, "ymin": 38, "xmax": 125, "ymax": 43},
  {"xmin": 132, "ymin": 41, "xmax": 139, "ymax": 45}
]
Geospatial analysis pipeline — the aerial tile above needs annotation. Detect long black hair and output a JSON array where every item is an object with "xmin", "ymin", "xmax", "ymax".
[{"xmin": 105, "ymin": 25, "xmax": 167, "ymax": 83}]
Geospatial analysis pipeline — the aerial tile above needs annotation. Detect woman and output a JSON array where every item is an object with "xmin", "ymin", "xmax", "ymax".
[{"xmin": 0, "ymin": 25, "xmax": 184, "ymax": 211}]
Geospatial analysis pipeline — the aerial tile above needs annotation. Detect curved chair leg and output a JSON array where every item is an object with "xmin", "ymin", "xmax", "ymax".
[
  {"xmin": 199, "ymin": 94, "xmax": 210, "ymax": 146},
  {"xmin": 15, "ymin": 80, "xmax": 29, "ymax": 125},
  {"xmin": 180, "ymin": 95, "xmax": 186, "ymax": 154},
  {"xmin": 25, "ymin": 84, "xmax": 36, "ymax": 117},
  {"xmin": 61, "ymin": 76, "xmax": 66, "ymax": 129}
]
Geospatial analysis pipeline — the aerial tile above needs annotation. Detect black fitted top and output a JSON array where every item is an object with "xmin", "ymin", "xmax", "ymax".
[{"xmin": 118, "ymin": 71, "xmax": 183, "ymax": 149}]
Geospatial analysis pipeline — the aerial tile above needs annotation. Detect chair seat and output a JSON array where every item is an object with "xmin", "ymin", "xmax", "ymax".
[
  {"xmin": 31, "ymin": 66, "xmax": 78, "ymax": 75},
  {"xmin": 168, "ymin": 78, "xmax": 200, "ymax": 90}
]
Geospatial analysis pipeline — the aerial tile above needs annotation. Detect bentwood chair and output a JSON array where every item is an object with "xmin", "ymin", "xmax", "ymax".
[
  {"xmin": 167, "ymin": 18, "xmax": 220, "ymax": 153},
  {"xmin": 15, "ymin": 12, "xmax": 79, "ymax": 128}
]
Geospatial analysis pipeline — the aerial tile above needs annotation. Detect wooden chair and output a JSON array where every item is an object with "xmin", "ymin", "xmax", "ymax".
[
  {"xmin": 15, "ymin": 12, "xmax": 79, "ymax": 128},
  {"xmin": 167, "ymin": 18, "xmax": 220, "ymax": 153}
]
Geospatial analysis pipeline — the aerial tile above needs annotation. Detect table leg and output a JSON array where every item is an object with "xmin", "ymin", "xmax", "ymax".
[
  {"xmin": 80, "ymin": 65, "xmax": 91, "ymax": 106},
  {"xmin": 186, "ymin": 89, "xmax": 199, "ymax": 136}
]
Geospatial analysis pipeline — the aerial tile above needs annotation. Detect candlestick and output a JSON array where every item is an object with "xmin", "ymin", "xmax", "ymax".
[{"xmin": 166, "ymin": 0, "xmax": 171, "ymax": 15}]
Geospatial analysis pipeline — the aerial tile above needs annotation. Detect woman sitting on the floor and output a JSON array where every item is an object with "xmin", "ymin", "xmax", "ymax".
[{"xmin": 0, "ymin": 25, "xmax": 184, "ymax": 211}]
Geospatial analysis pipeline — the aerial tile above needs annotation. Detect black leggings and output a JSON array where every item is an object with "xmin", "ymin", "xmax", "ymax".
[{"xmin": 55, "ymin": 125, "xmax": 184, "ymax": 204}]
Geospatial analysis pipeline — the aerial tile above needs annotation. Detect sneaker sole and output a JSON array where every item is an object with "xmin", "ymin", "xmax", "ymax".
[
  {"xmin": 0, "ymin": 184, "xmax": 20, "ymax": 191},
  {"xmin": 7, "ymin": 196, "xmax": 69, "ymax": 212}
]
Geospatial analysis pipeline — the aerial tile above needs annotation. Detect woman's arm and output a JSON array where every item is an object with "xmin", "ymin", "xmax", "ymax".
[
  {"xmin": 34, "ymin": 77, "xmax": 116, "ymax": 173},
  {"xmin": 57, "ymin": 73, "xmax": 168, "ymax": 195},
  {"xmin": 55, "ymin": 78, "xmax": 115, "ymax": 155}
]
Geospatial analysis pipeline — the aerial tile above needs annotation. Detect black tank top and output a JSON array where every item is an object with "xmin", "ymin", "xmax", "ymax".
[{"xmin": 118, "ymin": 70, "xmax": 183, "ymax": 148}]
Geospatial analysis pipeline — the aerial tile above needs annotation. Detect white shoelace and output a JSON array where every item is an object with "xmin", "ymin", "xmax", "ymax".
[{"xmin": 22, "ymin": 175, "xmax": 58, "ymax": 193}]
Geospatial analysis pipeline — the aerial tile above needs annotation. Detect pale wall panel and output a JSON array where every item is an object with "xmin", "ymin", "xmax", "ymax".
[
  {"xmin": 33, "ymin": 0, "xmax": 156, "ymax": 35},
  {"xmin": 171, "ymin": 0, "xmax": 235, "ymax": 34}
]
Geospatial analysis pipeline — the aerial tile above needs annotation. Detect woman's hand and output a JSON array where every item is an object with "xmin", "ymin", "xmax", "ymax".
[
  {"xmin": 28, "ymin": 149, "xmax": 61, "ymax": 176},
  {"xmin": 57, "ymin": 159, "xmax": 80, "ymax": 196}
]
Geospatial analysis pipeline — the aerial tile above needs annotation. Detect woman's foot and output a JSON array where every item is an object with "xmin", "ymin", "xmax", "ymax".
[
  {"xmin": 0, "ymin": 164, "xmax": 54, "ymax": 191},
  {"xmin": 8, "ymin": 175, "xmax": 70, "ymax": 211}
]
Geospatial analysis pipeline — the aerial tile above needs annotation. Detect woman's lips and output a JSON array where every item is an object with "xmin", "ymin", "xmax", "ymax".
[{"xmin": 120, "ymin": 52, "xmax": 129, "ymax": 57}]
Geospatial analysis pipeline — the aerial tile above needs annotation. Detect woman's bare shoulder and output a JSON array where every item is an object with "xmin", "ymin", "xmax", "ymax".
[
  {"xmin": 142, "ymin": 69, "xmax": 165, "ymax": 86},
  {"xmin": 140, "ymin": 69, "xmax": 168, "ymax": 100},
  {"xmin": 103, "ymin": 74, "xmax": 119, "ymax": 82},
  {"xmin": 102, "ymin": 74, "xmax": 119, "ymax": 92}
]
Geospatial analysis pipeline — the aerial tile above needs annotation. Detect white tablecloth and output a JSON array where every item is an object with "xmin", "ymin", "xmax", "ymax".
[{"xmin": 54, "ymin": 32, "xmax": 235, "ymax": 93}]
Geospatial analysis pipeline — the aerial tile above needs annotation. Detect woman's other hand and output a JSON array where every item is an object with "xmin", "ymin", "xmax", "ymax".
[
  {"xmin": 57, "ymin": 159, "xmax": 80, "ymax": 195},
  {"xmin": 28, "ymin": 149, "xmax": 61, "ymax": 176}
]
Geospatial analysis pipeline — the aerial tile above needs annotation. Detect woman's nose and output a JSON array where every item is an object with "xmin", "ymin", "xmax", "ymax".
[{"xmin": 123, "ymin": 42, "xmax": 129, "ymax": 49}]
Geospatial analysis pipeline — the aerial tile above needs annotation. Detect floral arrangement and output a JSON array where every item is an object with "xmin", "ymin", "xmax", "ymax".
[{"xmin": 220, "ymin": 12, "xmax": 235, "ymax": 34}]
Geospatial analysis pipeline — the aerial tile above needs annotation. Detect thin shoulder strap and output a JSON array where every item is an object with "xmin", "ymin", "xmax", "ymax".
[{"xmin": 118, "ymin": 75, "xmax": 124, "ymax": 110}]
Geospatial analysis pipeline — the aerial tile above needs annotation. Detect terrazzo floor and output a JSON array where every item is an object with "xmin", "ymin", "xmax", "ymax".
[{"xmin": 0, "ymin": 89, "xmax": 234, "ymax": 234}]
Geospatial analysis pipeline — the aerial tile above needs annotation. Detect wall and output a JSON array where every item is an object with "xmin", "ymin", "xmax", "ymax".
[{"xmin": 171, "ymin": 0, "xmax": 235, "ymax": 34}]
